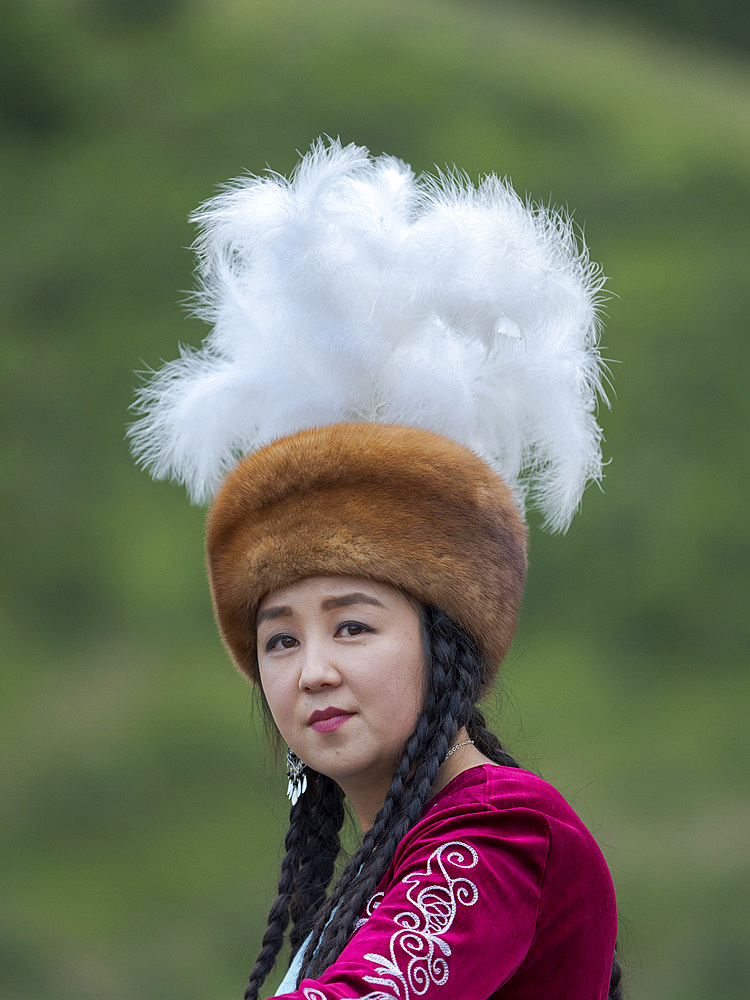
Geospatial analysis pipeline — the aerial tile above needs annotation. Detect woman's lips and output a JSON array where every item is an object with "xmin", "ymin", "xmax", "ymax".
[{"xmin": 309, "ymin": 712, "xmax": 355, "ymax": 733}]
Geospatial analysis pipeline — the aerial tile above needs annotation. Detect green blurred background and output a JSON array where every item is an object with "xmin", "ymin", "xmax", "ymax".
[{"xmin": 2, "ymin": 0, "xmax": 749, "ymax": 997}]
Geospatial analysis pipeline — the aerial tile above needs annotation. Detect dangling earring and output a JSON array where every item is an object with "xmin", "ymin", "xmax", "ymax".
[{"xmin": 286, "ymin": 747, "xmax": 308, "ymax": 805}]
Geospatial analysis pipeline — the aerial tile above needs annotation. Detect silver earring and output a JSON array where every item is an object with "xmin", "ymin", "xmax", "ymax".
[{"xmin": 286, "ymin": 747, "xmax": 308, "ymax": 805}]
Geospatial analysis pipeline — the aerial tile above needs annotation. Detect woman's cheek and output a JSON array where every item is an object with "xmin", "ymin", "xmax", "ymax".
[{"xmin": 259, "ymin": 671, "xmax": 293, "ymax": 736}]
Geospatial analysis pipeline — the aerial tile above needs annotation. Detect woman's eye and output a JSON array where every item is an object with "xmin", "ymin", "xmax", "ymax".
[
  {"xmin": 337, "ymin": 621, "xmax": 371, "ymax": 638},
  {"xmin": 265, "ymin": 633, "xmax": 298, "ymax": 652}
]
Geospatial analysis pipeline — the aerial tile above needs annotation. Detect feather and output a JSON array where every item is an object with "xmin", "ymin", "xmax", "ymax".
[{"xmin": 129, "ymin": 137, "xmax": 608, "ymax": 530}]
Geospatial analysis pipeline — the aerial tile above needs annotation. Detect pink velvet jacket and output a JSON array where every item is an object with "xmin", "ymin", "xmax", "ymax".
[{"xmin": 275, "ymin": 765, "xmax": 617, "ymax": 1000}]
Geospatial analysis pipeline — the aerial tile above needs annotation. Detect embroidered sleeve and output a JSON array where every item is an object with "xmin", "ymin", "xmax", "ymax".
[{"xmin": 270, "ymin": 805, "xmax": 551, "ymax": 1000}]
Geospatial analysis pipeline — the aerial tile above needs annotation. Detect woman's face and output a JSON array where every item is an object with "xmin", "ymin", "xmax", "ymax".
[{"xmin": 256, "ymin": 576, "xmax": 426, "ymax": 798}]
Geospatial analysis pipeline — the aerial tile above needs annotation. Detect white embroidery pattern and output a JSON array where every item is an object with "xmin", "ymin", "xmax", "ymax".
[
  {"xmin": 361, "ymin": 840, "xmax": 479, "ymax": 999},
  {"xmin": 302, "ymin": 841, "xmax": 478, "ymax": 1000}
]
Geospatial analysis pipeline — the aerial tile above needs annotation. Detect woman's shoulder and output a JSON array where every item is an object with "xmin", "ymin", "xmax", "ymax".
[
  {"xmin": 427, "ymin": 763, "xmax": 581, "ymax": 816},
  {"xmin": 409, "ymin": 763, "xmax": 607, "ymax": 860},
  {"xmin": 382, "ymin": 762, "xmax": 615, "ymax": 914}
]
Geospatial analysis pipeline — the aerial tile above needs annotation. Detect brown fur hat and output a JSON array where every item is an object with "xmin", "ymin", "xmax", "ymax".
[{"xmin": 206, "ymin": 423, "xmax": 527, "ymax": 685}]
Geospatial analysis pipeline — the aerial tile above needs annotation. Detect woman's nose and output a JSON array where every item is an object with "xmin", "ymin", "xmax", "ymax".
[{"xmin": 297, "ymin": 641, "xmax": 342, "ymax": 691}]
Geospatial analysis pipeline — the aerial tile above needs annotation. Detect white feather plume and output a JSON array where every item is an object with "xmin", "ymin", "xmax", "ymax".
[{"xmin": 129, "ymin": 137, "xmax": 609, "ymax": 531}]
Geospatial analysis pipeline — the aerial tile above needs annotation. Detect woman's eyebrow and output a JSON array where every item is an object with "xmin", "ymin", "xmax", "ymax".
[
  {"xmin": 320, "ymin": 593, "xmax": 385, "ymax": 611},
  {"xmin": 256, "ymin": 605, "xmax": 293, "ymax": 626},
  {"xmin": 256, "ymin": 593, "xmax": 384, "ymax": 626}
]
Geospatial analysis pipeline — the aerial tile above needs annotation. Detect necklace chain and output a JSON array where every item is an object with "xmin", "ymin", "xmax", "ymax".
[{"xmin": 444, "ymin": 738, "xmax": 475, "ymax": 759}]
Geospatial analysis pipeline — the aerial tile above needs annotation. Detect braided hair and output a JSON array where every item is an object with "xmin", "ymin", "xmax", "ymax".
[
  {"xmin": 243, "ymin": 606, "xmax": 623, "ymax": 999},
  {"xmin": 242, "ymin": 768, "xmax": 344, "ymax": 1000}
]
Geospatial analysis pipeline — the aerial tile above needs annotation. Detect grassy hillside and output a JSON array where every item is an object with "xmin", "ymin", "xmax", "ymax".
[{"xmin": 2, "ymin": 1, "xmax": 749, "ymax": 998}]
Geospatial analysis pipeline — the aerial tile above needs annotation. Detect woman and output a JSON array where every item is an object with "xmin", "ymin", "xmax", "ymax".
[{"xmin": 131, "ymin": 139, "xmax": 621, "ymax": 998}]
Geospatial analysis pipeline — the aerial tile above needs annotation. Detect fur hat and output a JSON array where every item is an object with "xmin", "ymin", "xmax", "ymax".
[
  {"xmin": 207, "ymin": 423, "xmax": 527, "ymax": 683},
  {"xmin": 129, "ymin": 138, "xmax": 608, "ymax": 683}
]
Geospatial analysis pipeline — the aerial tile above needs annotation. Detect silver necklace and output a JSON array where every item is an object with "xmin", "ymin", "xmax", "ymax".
[{"xmin": 444, "ymin": 738, "xmax": 475, "ymax": 759}]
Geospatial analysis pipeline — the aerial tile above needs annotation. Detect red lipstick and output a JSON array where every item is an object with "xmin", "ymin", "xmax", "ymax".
[{"xmin": 308, "ymin": 707, "xmax": 355, "ymax": 733}]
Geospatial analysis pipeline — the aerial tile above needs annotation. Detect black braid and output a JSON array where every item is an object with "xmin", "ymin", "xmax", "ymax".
[
  {"xmin": 288, "ymin": 772, "xmax": 345, "ymax": 955},
  {"xmin": 466, "ymin": 703, "xmax": 521, "ymax": 768},
  {"xmin": 243, "ymin": 770, "xmax": 344, "ymax": 1000},
  {"xmin": 609, "ymin": 944, "xmax": 624, "ymax": 1000},
  {"xmin": 242, "ymin": 796, "xmax": 303, "ymax": 1000}
]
